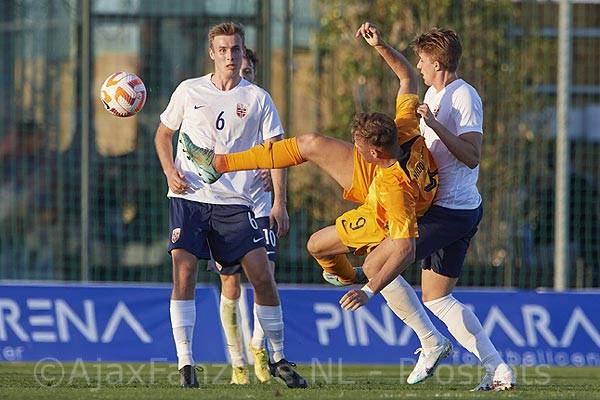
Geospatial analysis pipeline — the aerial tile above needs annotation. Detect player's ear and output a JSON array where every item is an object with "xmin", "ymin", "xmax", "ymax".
[{"xmin": 208, "ymin": 46, "xmax": 215, "ymax": 61}]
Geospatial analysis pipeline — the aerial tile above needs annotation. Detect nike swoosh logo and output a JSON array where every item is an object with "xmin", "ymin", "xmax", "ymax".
[
  {"xmin": 253, "ymin": 237, "xmax": 264, "ymax": 243},
  {"xmin": 194, "ymin": 105, "xmax": 205, "ymax": 109}
]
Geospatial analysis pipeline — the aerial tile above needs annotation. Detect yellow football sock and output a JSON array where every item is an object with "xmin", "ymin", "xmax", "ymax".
[
  {"xmin": 223, "ymin": 137, "xmax": 305, "ymax": 172},
  {"xmin": 316, "ymin": 254, "xmax": 357, "ymax": 283}
]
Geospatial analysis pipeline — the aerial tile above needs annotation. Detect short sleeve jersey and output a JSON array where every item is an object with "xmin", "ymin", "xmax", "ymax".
[
  {"xmin": 420, "ymin": 79, "xmax": 483, "ymax": 209},
  {"xmin": 160, "ymin": 74, "xmax": 284, "ymax": 207},
  {"xmin": 363, "ymin": 94, "xmax": 439, "ymax": 239}
]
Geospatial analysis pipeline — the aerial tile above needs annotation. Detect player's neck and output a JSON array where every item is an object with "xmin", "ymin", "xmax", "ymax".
[
  {"xmin": 381, "ymin": 146, "xmax": 403, "ymax": 168},
  {"xmin": 210, "ymin": 72, "xmax": 242, "ymax": 91},
  {"xmin": 432, "ymin": 72, "xmax": 458, "ymax": 91}
]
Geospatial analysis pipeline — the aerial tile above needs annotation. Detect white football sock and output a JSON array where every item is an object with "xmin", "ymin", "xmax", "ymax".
[
  {"xmin": 251, "ymin": 308, "xmax": 266, "ymax": 349},
  {"xmin": 170, "ymin": 299, "xmax": 195, "ymax": 370},
  {"xmin": 254, "ymin": 303, "xmax": 284, "ymax": 363},
  {"xmin": 424, "ymin": 294, "xmax": 504, "ymax": 373},
  {"xmin": 380, "ymin": 276, "xmax": 445, "ymax": 349},
  {"xmin": 220, "ymin": 294, "xmax": 246, "ymax": 368}
]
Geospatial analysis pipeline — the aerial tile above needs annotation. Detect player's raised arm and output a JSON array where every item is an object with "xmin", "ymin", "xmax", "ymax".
[{"xmin": 355, "ymin": 21, "xmax": 418, "ymax": 96}]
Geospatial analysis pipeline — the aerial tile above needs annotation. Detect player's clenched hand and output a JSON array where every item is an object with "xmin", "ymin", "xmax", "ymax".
[
  {"xmin": 166, "ymin": 168, "xmax": 189, "ymax": 194},
  {"xmin": 355, "ymin": 21, "xmax": 383, "ymax": 47},
  {"xmin": 340, "ymin": 289, "xmax": 370, "ymax": 311},
  {"xmin": 270, "ymin": 202, "xmax": 289, "ymax": 238},
  {"xmin": 417, "ymin": 103, "xmax": 439, "ymax": 129}
]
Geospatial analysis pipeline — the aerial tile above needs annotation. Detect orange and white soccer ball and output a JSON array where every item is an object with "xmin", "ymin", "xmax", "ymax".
[{"xmin": 100, "ymin": 71, "xmax": 146, "ymax": 117}]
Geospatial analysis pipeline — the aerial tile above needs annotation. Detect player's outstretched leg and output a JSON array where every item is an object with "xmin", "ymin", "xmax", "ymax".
[
  {"xmin": 179, "ymin": 132, "xmax": 222, "ymax": 183},
  {"xmin": 185, "ymin": 133, "xmax": 355, "ymax": 191}
]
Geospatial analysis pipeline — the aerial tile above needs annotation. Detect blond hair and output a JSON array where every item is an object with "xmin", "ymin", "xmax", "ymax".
[
  {"xmin": 208, "ymin": 22, "xmax": 245, "ymax": 48},
  {"xmin": 414, "ymin": 28, "xmax": 462, "ymax": 72}
]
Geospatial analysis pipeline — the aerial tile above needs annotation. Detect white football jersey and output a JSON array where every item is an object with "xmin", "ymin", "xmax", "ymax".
[
  {"xmin": 248, "ymin": 174, "xmax": 272, "ymax": 218},
  {"xmin": 420, "ymin": 78, "xmax": 483, "ymax": 210},
  {"xmin": 160, "ymin": 74, "xmax": 284, "ymax": 207}
]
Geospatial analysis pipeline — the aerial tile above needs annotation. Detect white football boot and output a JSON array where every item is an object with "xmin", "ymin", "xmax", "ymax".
[
  {"xmin": 492, "ymin": 363, "xmax": 516, "ymax": 391},
  {"xmin": 406, "ymin": 338, "xmax": 453, "ymax": 384},
  {"xmin": 471, "ymin": 363, "xmax": 515, "ymax": 391}
]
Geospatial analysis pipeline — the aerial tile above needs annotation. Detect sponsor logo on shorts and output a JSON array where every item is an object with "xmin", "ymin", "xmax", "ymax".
[
  {"xmin": 253, "ymin": 236, "xmax": 264, "ymax": 243},
  {"xmin": 171, "ymin": 228, "xmax": 181, "ymax": 243}
]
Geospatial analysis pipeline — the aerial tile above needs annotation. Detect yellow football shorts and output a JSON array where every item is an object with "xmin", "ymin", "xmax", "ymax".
[{"xmin": 335, "ymin": 204, "xmax": 386, "ymax": 255}]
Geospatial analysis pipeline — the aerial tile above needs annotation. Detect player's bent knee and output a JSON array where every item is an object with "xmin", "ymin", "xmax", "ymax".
[
  {"xmin": 306, "ymin": 232, "xmax": 326, "ymax": 258},
  {"xmin": 306, "ymin": 234, "xmax": 318, "ymax": 256}
]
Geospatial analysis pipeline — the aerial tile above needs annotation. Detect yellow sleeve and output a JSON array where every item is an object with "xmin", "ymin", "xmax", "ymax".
[
  {"xmin": 378, "ymin": 179, "xmax": 419, "ymax": 239},
  {"xmin": 395, "ymin": 94, "xmax": 420, "ymax": 138}
]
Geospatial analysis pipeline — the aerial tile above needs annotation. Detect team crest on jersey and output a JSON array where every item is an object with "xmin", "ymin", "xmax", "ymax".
[
  {"xmin": 171, "ymin": 228, "xmax": 181, "ymax": 243},
  {"xmin": 236, "ymin": 103, "xmax": 248, "ymax": 118}
]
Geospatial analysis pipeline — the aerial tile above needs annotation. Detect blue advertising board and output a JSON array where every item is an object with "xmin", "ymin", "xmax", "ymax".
[
  {"xmin": 0, "ymin": 283, "xmax": 225, "ymax": 363},
  {"xmin": 1, "ymin": 283, "xmax": 599, "ymax": 366}
]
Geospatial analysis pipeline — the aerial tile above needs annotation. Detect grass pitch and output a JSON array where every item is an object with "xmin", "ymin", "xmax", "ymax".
[{"xmin": 1, "ymin": 362, "xmax": 599, "ymax": 399}]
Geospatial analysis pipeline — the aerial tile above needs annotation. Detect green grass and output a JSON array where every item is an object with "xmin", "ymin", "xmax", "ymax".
[{"xmin": 1, "ymin": 362, "xmax": 600, "ymax": 399}]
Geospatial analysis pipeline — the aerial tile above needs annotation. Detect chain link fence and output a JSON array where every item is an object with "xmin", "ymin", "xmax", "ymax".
[{"xmin": 1, "ymin": 0, "xmax": 599, "ymax": 288}]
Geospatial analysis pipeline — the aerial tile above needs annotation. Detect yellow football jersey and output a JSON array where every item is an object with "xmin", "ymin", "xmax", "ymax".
[
  {"xmin": 336, "ymin": 160, "xmax": 420, "ymax": 254},
  {"xmin": 368, "ymin": 161, "xmax": 420, "ymax": 239},
  {"xmin": 337, "ymin": 93, "xmax": 438, "ymax": 251},
  {"xmin": 343, "ymin": 93, "xmax": 438, "ymax": 215},
  {"xmin": 395, "ymin": 94, "xmax": 438, "ymax": 217},
  {"xmin": 394, "ymin": 93, "xmax": 422, "ymax": 140}
]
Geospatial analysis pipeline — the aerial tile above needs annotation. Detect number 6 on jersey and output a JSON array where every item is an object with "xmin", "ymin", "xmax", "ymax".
[{"xmin": 216, "ymin": 111, "xmax": 225, "ymax": 130}]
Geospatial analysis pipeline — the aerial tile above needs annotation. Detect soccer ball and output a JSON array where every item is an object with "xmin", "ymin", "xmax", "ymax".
[{"xmin": 100, "ymin": 71, "xmax": 146, "ymax": 117}]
